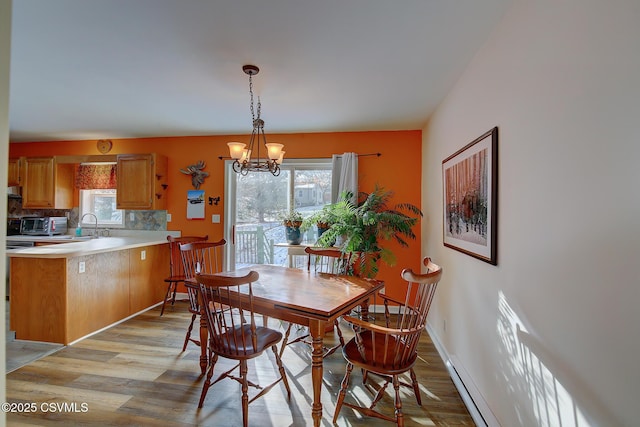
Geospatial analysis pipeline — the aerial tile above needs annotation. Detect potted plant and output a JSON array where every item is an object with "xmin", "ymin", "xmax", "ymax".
[
  {"xmin": 283, "ymin": 210, "xmax": 304, "ymax": 245},
  {"xmin": 301, "ymin": 204, "xmax": 337, "ymax": 239},
  {"xmin": 317, "ymin": 186, "xmax": 422, "ymax": 278}
]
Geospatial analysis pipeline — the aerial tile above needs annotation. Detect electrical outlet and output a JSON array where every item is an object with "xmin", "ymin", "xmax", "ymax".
[
  {"xmin": 141, "ymin": 250, "xmax": 146, "ymax": 260},
  {"xmin": 166, "ymin": 213, "xmax": 172, "ymax": 222},
  {"xmin": 79, "ymin": 261, "xmax": 85, "ymax": 274},
  {"xmin": 129, "ymin": 212, "xmax": 135, "ymax": 221}
]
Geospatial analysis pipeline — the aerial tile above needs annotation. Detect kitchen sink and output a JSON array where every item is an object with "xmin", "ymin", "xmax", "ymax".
[{"xmin": 49, "ymin": 235, "xmax": 106, "ymax": 241}]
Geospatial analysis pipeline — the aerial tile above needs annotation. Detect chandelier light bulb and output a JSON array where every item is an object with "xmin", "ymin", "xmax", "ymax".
[
  {"xmin": 227, "ymin": 142, "xmax": 246, "ymax": 160},
  {"xmin": 265, "ymin": 143, "xmax": 284, "ymax": 160}
]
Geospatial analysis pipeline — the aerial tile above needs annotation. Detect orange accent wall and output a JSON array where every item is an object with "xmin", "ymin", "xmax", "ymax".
[{"xmin": 9, "ymin": 130, "xmax": 422, "ymax": 299}]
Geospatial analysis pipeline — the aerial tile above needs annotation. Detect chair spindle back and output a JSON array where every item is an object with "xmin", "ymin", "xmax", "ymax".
[
  {"xmin": 180, "ymin": 239, "xmax": 226, "ymax": 312},
  {"xmin": 197, "ymin": 271, "xmax": 260, "ymax": 357},
  {"xmin": 305, "ymin": 247, "xmax": 350, "ymax": 275},
  {"xmin": 167, "ymin": 235, "xmax": 209, "ymax": 277}
]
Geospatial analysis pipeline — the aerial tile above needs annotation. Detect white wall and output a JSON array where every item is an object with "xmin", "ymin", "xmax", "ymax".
[
  {"xmin": 0, "ymin": 0, "xmax": 12, "ymax": 414},
  {"xmin": 422, "ymin": 0, "xmax": 640, "ymax": 426}
]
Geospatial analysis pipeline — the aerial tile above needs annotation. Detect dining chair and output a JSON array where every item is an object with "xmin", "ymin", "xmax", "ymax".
[
  {"xmin": 195, "ymin": 271, "xmax": 291, "ymax": 427},
  {"xmin": 332, "ymin": 257, "xmax": 443, "ymax": 426},
  {"xmin": 279, "ymin": 246, "xmax": 351, "ymax": 358},
  {"xmin": 178, "ymin": 239, "xmax": 226, "ymax": 351},
  {"xmin": 161, "ymin": 235, "xmax": 208, "ymax": 316}
]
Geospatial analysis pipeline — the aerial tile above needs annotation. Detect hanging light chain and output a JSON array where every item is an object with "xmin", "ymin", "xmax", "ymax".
[{"xmin": 249, "ymin": 73, "xmax": 256, "ymax": 122}]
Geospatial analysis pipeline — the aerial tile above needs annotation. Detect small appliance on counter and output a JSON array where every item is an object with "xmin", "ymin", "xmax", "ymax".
[
  {"xmin": 7, "ymin": 218, "xmax": 22, "ymax": 236},
  {"xmin": 20, "ymin": 216, "xmax": 68, "ymax": 236}
]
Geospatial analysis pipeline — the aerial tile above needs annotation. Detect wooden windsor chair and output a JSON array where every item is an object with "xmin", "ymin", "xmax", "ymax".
[
  {"xmin": 161, "ymin": 235, "xmax": 208, "ymax": 316},
  {"xmin": 279, "ymin": 246, "xmax": 351, "ymax": 358},
  {"xmin": 178, "ymin": 239, "xmax": 226, "ymax": 352},
  {"xmin": 195, "ymin": 271, "xmax": 291, "ymax": 427},
  {"xmin": 332, "ymin": 257, "xmax": 443, "ymax": 426}
]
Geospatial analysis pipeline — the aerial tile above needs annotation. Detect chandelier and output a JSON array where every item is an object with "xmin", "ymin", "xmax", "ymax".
[{"xmin": 227, "ymin": 65, "xmax": 284, "ymax": 176}]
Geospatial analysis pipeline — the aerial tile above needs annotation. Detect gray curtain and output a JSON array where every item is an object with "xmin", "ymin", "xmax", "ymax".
[{"xmin": 331, "ymin": 152, "xmax": 358, "ymax": 203}]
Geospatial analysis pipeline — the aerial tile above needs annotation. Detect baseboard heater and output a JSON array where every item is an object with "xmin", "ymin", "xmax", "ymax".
[{"xmin": 426, "ymin": 324, "xmax": 501, "ymax": 427}]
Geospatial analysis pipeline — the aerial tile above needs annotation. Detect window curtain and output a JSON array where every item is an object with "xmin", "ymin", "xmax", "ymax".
[
  {"xmin": 331, "ymin": 152, "xmax": 358, "ymax": 203},
  {"xmin": 75, "ymin": 164, "xmax": 117, "ymax": 189}
]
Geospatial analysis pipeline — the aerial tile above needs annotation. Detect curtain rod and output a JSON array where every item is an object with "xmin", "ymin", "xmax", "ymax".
[{"xmin": 217, "ymin": 152, "xmax": 381, "ymax": 160}]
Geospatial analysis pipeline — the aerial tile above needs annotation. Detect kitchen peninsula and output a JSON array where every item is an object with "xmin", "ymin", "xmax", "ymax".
[{"xmin": 8, "ymin": 233, "xmax": 175, "ymax": 344}]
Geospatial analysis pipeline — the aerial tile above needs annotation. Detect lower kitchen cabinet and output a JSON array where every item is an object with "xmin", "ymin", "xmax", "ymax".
[{"xmin": 9, "ymin": 243, "xmax": 169, "ymax": 344}]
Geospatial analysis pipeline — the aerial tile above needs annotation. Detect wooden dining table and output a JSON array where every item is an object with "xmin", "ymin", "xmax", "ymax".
[{"xmin": 191, "ymin": 264, "xmax": 384, "ymax": 427}]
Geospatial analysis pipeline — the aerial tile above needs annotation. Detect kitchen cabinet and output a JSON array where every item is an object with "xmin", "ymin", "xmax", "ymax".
[
  {"xmin": 116, "ymin": 153, "xmax": 168, "ymax": 210},
  {"xmin": 129, "ymin": 244, "xmax": 167, "ymax": 313},
  {"xmin": 21, "ymin": 157, "xmax": 74, "ymax": 209},
  {"xmin": 8, "ymin": 157, "xmax": 22, "ymax": 186},
  {"xmin": 9, "ymin": 240, "xmax": 169, "ymax": 344}
]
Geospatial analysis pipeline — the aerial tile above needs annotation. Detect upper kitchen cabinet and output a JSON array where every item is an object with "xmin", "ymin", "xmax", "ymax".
[
  {"xmin": 116, "ymin": 153, "xmax": 168, "ymax": 210},
  {"xmin": 22, "ymin": 157, "xmax": 74, "ymax": 209},
  {"xmin": 8, "ymin": 157, "xmax": 23, "ymax": 186}
]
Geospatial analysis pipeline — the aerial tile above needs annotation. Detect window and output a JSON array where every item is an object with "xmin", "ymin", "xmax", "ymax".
[{"xmin": 79, "ymin": 189, "xmax": 124, "ymax": 227}]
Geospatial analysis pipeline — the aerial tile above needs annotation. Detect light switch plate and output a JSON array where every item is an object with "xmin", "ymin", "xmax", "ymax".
[
  {"xmin": 212, "ymin": 214, "xmax": 220, "ymax": 223},
  {"xmin": 166, "ymin": 213, "xmax": 172, "ymax": 222},
  {"xmin": 79, "ymin": 261, "xmax": 85, "ymax": 274}
]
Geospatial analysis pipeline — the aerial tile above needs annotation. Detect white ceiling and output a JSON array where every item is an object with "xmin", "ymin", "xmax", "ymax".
[{"xmin": 9, "ymin": 0, "xmax": 511, "ymax": 142}]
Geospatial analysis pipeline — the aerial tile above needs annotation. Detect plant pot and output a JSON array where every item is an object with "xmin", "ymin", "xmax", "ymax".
[
  {"xmin": 317, "ymin": 223, "xmax": 330, "ymax": 238},
  {"xmin": 285, "ymin": 226, "xmax": 303, "ymax": 245}
]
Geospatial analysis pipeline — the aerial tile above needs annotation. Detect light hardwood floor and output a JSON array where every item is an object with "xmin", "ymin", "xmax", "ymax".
[{"xmin": 6, "ymin": 301, "xmax": 475, "ymax": 426}]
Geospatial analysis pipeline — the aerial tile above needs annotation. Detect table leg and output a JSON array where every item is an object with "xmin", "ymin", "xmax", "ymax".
[
  {"xmin": 309, "ymin": 319, "xmax": 325, "ymax": 427},
  {"xmin": 360, "ymin": 298, "xmax": 371, "ymax": 322}
]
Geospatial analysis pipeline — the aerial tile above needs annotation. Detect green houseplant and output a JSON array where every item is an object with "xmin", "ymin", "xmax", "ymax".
[
  {"xmin": 316, "ymin": 186, "xmax": 422, "ymax": 278},
  {"xmin": 301, "ymin": 204, "xmax": 338, "ymax": 238},
  {"xmin": 283, "ymin": 210, "xmax": 304, "ymax": 245}
]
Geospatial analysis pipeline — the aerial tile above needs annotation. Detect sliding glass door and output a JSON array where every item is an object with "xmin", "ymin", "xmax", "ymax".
[{"xmin": 224, "ymin": 159, "xmax": 332, "ymax": 270}]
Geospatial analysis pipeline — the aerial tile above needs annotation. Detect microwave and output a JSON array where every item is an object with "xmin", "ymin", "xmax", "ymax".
[{"xmin": 20, "ymin": 217, "xmax": 68, "ymax": 236}]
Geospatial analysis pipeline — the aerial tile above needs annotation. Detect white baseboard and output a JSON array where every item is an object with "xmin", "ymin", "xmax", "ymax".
[
  {"xmin": 174, "ymin": 292, "xmax": 189, "ymax": 300},
  {"xmin": 426, "ymin": 323, "xmax": 501, "ymax": 427}
]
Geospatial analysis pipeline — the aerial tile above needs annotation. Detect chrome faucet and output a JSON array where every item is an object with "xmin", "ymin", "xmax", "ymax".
[{"xmin": 81, "ymin": 213, "xmax": 98, "ymax": 237}]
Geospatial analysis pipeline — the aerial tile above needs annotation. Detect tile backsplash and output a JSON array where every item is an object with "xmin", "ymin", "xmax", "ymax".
[{"xmin": 8, "ymin": 198, "xmax": 167, "ymax": 231}]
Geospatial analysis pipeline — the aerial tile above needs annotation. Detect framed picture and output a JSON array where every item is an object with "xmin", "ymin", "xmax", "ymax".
[
  {"xmin": 186, "ymin": 189, "xmax": 205, "ymax": 219},
  {"xmin": 442, "ymin": 127, "xmax": 498, "ymax": 265}
]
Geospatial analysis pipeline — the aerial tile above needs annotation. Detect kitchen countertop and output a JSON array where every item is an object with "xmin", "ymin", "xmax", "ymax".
[
  {"xmin": 7, "ymin": 235, "xmax": 95, "ymax": 243},
  {"xmin": 7, "ymin": 231, "xmax": 180, "ymax": 258}
]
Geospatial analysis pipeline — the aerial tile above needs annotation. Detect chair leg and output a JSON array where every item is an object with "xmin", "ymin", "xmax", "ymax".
[
  {"xmin": 160, "ymin": 281, "xmax": 175, "ymax": 316},
  {"xmin": 272, "ymin": 344, "xmax": 291, "ymax": 399},
  {"xmin": 170, "ymin": 284, "xmax": 178, "ymax": 306},
  {"xmin": 240, "ymin": 360, "xmax": 249, "ymax": 427},
  {"xmin": 334, "ymin": 318, "xmax": 345, "ymax": 347},
  {"xmin": 279, "ymin": 323, "xmax": 293, "ymax": 358},
  {"xmin": 182, "ymin": 313, "xmax": 198, "ymax": 351},
  {"xmin": 198, "ymin": 352, "xmax": 217, "ymax": 408},
  {"xmin": 393, "ymin": 375, "xmax": 404, "ymax": 427},
  {"xmin": 332, "ymin": 362, "xmax": 354, "ymax": 423},
  {"xmin": 409, "ymin": 368, "xmax": 422, "ymax": 405}
]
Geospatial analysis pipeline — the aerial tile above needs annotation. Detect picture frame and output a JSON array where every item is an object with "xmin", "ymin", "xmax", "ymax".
[
  {"xmin": 442, "ymin": 127, "xmax": 498, "ymax": 265},
  {"xmin": 186, "ymin": 189, "xmax": 205, "ymax": 219}
]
